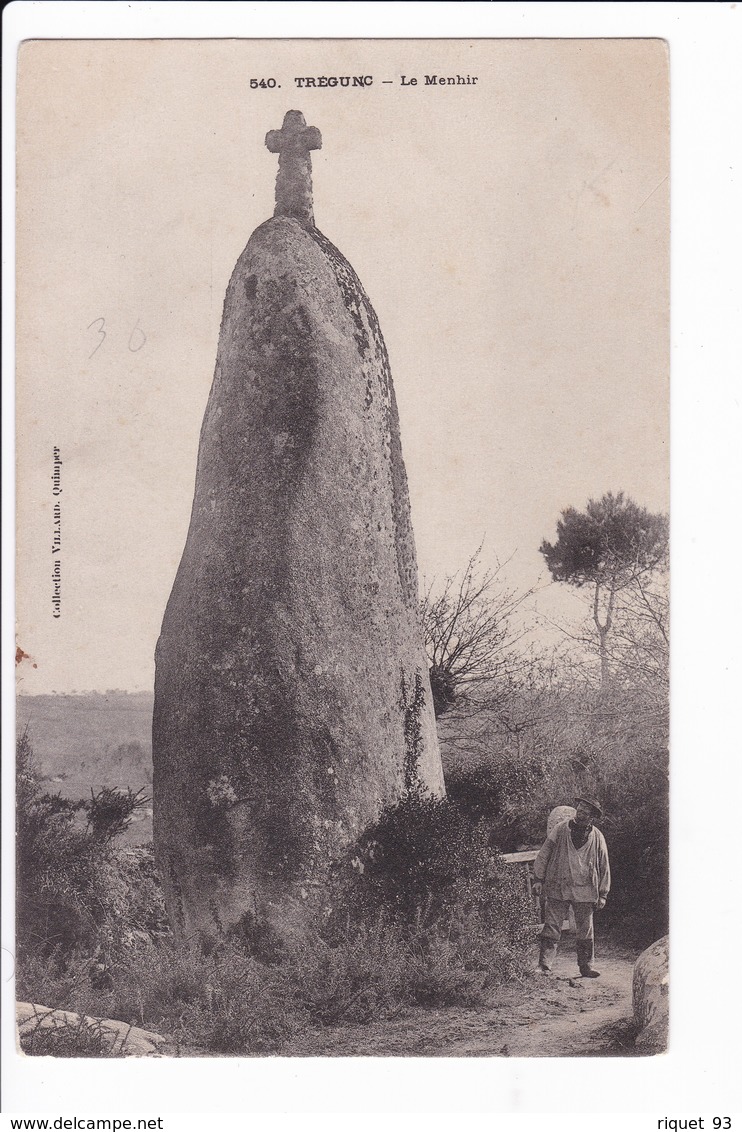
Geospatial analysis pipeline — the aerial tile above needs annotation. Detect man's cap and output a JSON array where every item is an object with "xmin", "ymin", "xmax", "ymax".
[{"xmin": 574, "ymin": 795, "xmax": 603, "ymax": 818}]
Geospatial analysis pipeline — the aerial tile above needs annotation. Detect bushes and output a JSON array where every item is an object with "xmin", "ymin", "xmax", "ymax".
[
  {"xmin": 17, "ymin": 693, "xmax": 667, "ymax": 1058},
  {"xmin": 160, "ymin": 944, "xmax": 305, "ymax": 1054},
  {"xmin": 24, "ymin": 940, "xmax": 305, "ymax": 1056},
  {"xmin": 17, "ymin": 744, "xmax": 535, "ymax": 1054},
  {"xmin": 336, "ymin": 792, "xmax": 496, "ymax": 925},
  {"xmin": 327, "ymin": 789, "xmax": 534, "ymax": 1003},
  {"xmin": 17, "ymin": 731, "xmax": 536, "ymax": 1055},
  {"xmin": 16, "ymin": 731, "xmax": 164, "ymax": 980},
  {"xmin": 598, "ymin": 742, "xmax": 669, "ymax": 946},
  {"xmin": 288, "ymin": 920, "xmax": 413, "ymax": 1024},
  {"xmin": 445, "ymin": 756, "xmax": 547, "ymax": 852}
]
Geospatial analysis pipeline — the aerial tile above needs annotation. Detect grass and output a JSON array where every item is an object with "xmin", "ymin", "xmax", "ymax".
[
  {"xmin": 17, "ymin": 910, "xmax": 535, "ymax": 1057},
  {"xmin": 18, "ymin": 1007, "xmax": 126, "ymax": 1058}
]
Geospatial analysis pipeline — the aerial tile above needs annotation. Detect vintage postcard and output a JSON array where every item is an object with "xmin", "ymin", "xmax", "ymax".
[{"xmin": 9, "ymin": 28, "xmax": 683, "ymax": 1110}]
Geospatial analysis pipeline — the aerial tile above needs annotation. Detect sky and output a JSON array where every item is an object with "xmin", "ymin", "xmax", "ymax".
[{"xmin": 15, "ymin": 38, "xmax": 669, "ymax": 694}]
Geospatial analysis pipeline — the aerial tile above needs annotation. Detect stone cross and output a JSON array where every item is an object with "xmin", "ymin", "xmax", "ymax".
[{"xmin": 265, "ymin": 110, "xmax": 322, "ymax": 226}]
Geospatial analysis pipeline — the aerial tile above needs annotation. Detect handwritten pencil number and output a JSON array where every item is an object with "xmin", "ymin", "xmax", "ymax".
[
  {"xmin": 128, "ymin": 320, "xmax": 146, "ymax": 352},
  {"xmin": 87, "ymin": 318, "xmax": 146, "ymax": 359},
  {"xmin": 87, "ymin": 317, "xmax": 106, "ymax": 359}
]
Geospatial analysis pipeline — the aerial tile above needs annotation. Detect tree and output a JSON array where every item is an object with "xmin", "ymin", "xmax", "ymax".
[
  {"xmin": 603, "ymin": 570, "xmax": 669, "ymax": 705},
  {"xmin": 539, "ymin": 492, "xmax": 668, "ymax": 689},
  {"xmin": 420, "ymin": 548, "xmax": 533, "ymax": 722}
]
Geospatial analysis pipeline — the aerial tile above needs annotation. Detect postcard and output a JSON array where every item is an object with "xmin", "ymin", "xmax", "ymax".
[{"xmin": 10, "ymin": 25, "xmax": 713, "ymax": 1122}]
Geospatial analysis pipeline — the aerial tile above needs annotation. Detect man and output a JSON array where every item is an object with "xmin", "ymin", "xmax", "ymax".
[{"xmin": 532, "ymin": 796, "xmax": 610, "ymax": 978}]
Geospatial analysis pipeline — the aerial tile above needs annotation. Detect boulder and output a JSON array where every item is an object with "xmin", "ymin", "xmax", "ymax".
[
  {"xmin": 632, "ymin": 935, "xmax": 669, "ymax": 1052},
  {"xmin": 153, "ymin": 113, "xmax": 443, "ymax": 943},
  {"xmin": 16, "ymin": 1002, "xmax": 166, "ymax": 1057}
]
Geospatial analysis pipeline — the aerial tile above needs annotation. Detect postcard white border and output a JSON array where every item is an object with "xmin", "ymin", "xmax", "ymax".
[{"xmin": 3, "ymin": 1, "xmax": 741, "ymax": 1121}]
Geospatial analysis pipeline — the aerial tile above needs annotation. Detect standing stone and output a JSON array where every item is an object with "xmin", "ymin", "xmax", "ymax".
[{"xmin": 153, "ymin": 112, "xmax": 444, "ymax": 942}]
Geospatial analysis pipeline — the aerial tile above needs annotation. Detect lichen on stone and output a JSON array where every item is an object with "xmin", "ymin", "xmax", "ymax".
[{"xmin": 206, "ymin": 775, "xmax": 238, "ymax": 808}]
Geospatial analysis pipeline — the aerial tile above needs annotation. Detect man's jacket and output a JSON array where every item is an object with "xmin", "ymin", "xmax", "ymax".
[{"xmin": 534, "ymin": 820, "xmax": 611, "ymax": 904}]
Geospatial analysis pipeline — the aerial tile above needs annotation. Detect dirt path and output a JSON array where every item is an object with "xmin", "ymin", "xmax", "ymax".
[{"xmin": 282, "ymin": 946, "xmax": 638, "ymax": 1057}]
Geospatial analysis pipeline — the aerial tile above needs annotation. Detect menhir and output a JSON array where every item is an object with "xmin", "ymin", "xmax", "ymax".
[{"xmin": 153, "ymin": 111, "xmax": 443, "ymax": 942}]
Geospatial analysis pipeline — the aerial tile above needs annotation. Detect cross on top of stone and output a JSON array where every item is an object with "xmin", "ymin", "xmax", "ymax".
[{"xmin": 265, "ymin": 110, "xmax": 322, "ymax": 226}]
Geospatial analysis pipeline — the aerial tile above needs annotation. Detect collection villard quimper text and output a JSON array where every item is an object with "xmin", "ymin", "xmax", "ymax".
[{"xmin": 52, "ymin": 447, "xmax": 62, "ymax": 618}]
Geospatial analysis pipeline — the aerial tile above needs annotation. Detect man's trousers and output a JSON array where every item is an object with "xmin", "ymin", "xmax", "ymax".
[{"xmin": 539, "ymin": 898, "xmax": 595, "ymax": 970}]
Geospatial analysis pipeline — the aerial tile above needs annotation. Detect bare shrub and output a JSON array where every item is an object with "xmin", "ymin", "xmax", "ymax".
[{"xmin": 18, "ymin": 1009, "xmax": 123, "ymax": 1058}]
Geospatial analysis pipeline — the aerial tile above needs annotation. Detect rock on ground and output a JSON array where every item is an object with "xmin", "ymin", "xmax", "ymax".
[
  {"xmin": 16, "ymin": 1002, "xmax": 166, "ymax": 1057},
  {"xmin": 632, "ymin": 935, "xmax": 669, "ymax": 1053},
  {"xmin": 153, "ymin": 215, "xmax": 443, "ymax": 942}
]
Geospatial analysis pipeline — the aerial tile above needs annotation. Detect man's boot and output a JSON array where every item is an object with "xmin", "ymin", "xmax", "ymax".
[
  {"xmin": 538, "ymin": 937, "xmax": 558, "ymax": 975},
  {"xmin": 576, "ymin": 940, "xmax": 600, "ymax": 978}
]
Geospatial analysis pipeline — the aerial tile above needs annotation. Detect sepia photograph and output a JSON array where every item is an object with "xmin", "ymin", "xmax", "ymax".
[{"xmin": 13, "ymin": 35, "xmax": 672, "ymax": 1066}]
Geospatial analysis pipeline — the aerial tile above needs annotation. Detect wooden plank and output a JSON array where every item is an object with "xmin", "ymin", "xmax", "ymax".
[{"xmin": 501, "ymin": 850, "xmax": 539, "ymax": 864}]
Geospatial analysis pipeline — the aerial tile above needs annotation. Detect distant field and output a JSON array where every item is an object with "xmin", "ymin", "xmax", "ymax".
[{"xmin": 16, "ymin": 692, "xmax": 155, "ymax": 845}]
